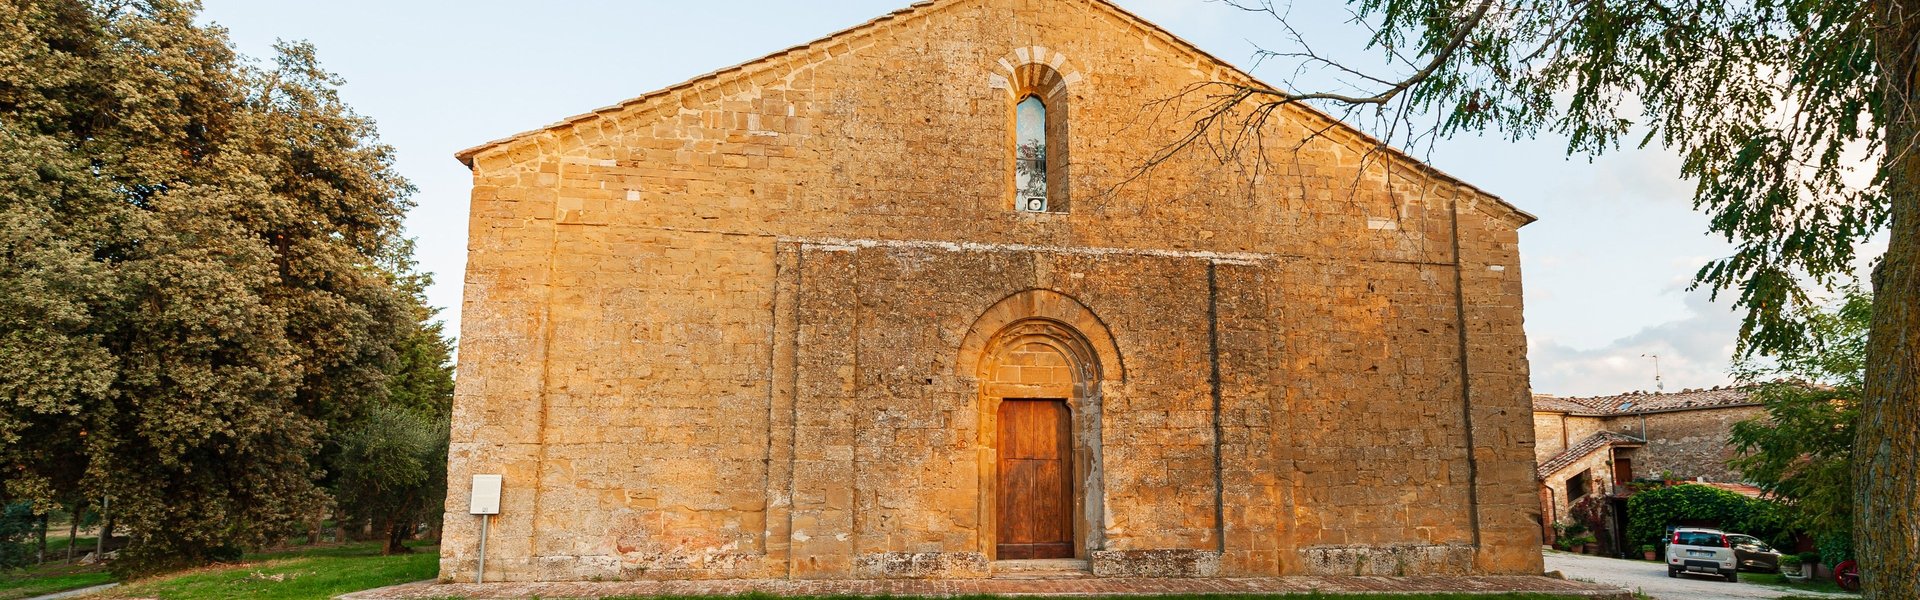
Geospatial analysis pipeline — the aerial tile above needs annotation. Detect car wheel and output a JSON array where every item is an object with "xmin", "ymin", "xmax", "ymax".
[
  {"xmin": 1668, "ymin": 567, "xmax": 1680, "ymax": 578},
  {"xmin": 1725, "ymin": 570, "xmax": 1739, "ymax": 583}
]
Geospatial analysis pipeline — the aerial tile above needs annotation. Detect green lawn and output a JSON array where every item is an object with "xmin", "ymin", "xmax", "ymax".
[
  {"xmin": 97, "ymin": 541, "xmax": 437, "ymax": 600},
  {"xmin": 1742, "ymin": 571, "xmax": 1857, "ymax": 596},
  {"xmin": 0, "ymin": 562, "xmax": 115, "ymax": 600},
  {"xmin": 43, "ymin": 535, "xmax": 100, "ymax": 552}
]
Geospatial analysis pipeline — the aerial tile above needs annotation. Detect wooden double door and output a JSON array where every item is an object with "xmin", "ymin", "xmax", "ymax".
[{"xmin": 995, "ymin": 398, "xmax": 1073, "ymax": 559}]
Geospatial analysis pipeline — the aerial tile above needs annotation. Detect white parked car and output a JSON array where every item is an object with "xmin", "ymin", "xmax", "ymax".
[{"xmin": 1666, "ymin": 527, "xmax": 1740, "ymax": 582}]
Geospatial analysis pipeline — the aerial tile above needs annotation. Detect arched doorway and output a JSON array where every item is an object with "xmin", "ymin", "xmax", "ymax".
[{"xmin": 958, "ymin": 290, "xmax": 1122, "ymax": 562}]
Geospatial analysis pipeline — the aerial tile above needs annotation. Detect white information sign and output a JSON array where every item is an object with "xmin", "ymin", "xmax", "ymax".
[{"xmin": 469, "ymin": 474, "xmax": 502, "ymax": 515}]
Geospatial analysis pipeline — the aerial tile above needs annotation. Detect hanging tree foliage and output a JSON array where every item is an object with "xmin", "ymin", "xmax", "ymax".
[
  {"xmin": 1179, "ymin": 1, "xmax": 1918, "ymax": 596},
  {"xmin": 1730, "ymin": 288, "xmax": 1870, "ymax": 549},
  {"xmin": 0, "ymin": 0, "xmax": 424, "ymax": 573}
]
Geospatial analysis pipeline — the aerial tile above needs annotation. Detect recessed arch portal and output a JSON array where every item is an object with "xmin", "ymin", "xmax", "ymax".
[{"xmin": 958, "ymin": 289, "xmax": 1120, "ymax": 561}]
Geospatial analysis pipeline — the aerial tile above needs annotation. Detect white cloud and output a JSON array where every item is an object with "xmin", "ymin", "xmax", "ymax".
[{"xmin": 1529, "ymin": 289, "xmax": 1742, "ymax": 396}]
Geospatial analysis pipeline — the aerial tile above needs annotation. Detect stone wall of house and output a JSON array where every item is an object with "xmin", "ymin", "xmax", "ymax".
[
  {"xmin": 442, "ymin": 0, "xmax": 1539, "ymax": 582},
  {"xmin": 1633, "ymin": 407, "xmax": 1763, "ymax": 482},
  {"xmin": 1532, "ymin": 406, "xmax": 1761, "ymax": 485},
  {"xmin": 1533, "ymin": 413, "xmax": 1567, "ymax": 462},
  {"xmin": 1539, "ymin": 446, "xmax": 1624, "ymax": 536}
]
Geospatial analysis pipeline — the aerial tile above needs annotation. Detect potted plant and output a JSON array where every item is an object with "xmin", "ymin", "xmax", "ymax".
[
  {"xmin": 1641, "ymin": 544, "xmax": 1657, "ymax": 561},
  {"xmin": 1571, "ymin": 533, "xmax": 1599, "ymax": 554},
  {"xmin": 1781, "ymin": 554, "xmax": 1808, "ymax": 581},
  {"xmin": 1797, "ymin": 551, "xmax": 1822, "ymax": 580},
  {"xmin": 1552, "ymin": 520, "xmax": 1589, "ymax": 552}
]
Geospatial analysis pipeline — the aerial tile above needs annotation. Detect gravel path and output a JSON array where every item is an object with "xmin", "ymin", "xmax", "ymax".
[
  {"xmin": 19, "ymin": 582, "xmax": 118, "ymax": 600},
  {"xmin": 1545, "ymin": 550, "xmax": 1855, "ymax": 600}
]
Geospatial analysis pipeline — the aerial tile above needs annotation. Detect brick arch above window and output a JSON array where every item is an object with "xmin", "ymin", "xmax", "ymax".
[
  {"xmin": 988, "ymin": 46, "xmax": 1083, "ymax": 101},
  {"xmin": 991, "ymin": 47, "xmax": 1081, "ymax": 213}
]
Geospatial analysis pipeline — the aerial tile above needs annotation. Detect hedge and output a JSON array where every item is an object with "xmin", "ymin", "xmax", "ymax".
[{"xmin": 1626, "ymin": 483, "xmax": 1786, "ymax": 550}]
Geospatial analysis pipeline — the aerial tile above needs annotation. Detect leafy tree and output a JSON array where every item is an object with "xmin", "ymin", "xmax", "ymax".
[
  {"xmin": 1730, "ymin": 288, "xmax": 1869, "ymax": 549},
  {"xmin": 0, "ymin": 0, "xmax": 417, "ymax": 574},
  {"xmin": 329, "ymin": 275, "xmax": 453, "ymax": 555},
  {"xmin": 333, "ymin": 404, "xmax": 448, "ymax": 555},
  {"xmin": 379, "ymin": 274, "xmax": 456, "ymax": 421},
  {"xmin": 1188, "ymin": 1, "xmax": 1918, "ymax": 595}
]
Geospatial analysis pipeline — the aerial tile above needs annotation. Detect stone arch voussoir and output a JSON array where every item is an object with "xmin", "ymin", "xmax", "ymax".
[
  {"xmin": 988, "ymin": 46, "xmax": 1084, "ymax": 102},
  {"xmin": 957, "ymin": 289, "xmax": 1123, "ymax": 383}
]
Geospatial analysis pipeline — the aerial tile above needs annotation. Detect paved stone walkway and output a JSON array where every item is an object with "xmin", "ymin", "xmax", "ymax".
[{"xmin": 341, "ymin": 576, "xmax": 1631, "ymax": 599}]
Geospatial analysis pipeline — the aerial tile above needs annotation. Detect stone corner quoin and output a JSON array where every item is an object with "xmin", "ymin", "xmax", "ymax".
[{"xmin": 441, "ymin": 0, "xmax": 1542, "ymax": 583}]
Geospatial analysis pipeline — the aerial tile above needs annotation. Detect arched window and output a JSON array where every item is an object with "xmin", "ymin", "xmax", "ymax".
[
  {"xmin": 1006, "ymin": 60, "xmax": 1070, "ymax": 213},
  {"xmin": 1014, "ymin": 95, "xmax": 1049, "ymax": 212}
]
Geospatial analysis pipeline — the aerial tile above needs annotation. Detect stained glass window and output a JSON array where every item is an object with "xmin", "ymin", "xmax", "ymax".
[{"xmin": 1015, "ymin": 95, "xmax": 1047, "ymax": 211}]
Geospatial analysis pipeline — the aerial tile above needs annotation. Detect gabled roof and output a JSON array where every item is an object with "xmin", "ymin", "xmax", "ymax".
[
  {"xmin": 1537, "ymin": 430, "xmax": 1644, "ymax": 480},
  {"xmin": 452, "ymin": 0, "xmax": 1535, "ymax": 225},
  {"xmin": 1533, "ymin": 386, "xmax": 1757, "ymax": 416}
]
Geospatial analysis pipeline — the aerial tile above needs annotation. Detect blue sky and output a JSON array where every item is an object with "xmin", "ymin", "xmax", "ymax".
[{"xmin": 196, "ymin": 0, "xmax": 1819, "ymax": 397}]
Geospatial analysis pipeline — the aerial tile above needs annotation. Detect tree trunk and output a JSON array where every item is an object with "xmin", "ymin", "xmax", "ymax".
[
  {"xmin": 425, "ymin": 511, "xmax": 442, "ymax": 546},
  {"xmin": 96, "ymin": 516, "xmax": 111, "ymax": 558},
  {"xmin": 65, "ymin": 508, "xmax": 78, "ymax": 562},
  {"xmin": 381, "ymin": 517, "xmax": 411, "ymax": 555},
  {"xmin": 36, "ymin": 512, "xmax": 48, "ymax": 564},
  {"xmin": 308, "ymin": 510, "xmax": 322, "ymax": 545},
  {"xmin": 1858, "ymin": 4, "xmax": 1920, "ymax": 598}
]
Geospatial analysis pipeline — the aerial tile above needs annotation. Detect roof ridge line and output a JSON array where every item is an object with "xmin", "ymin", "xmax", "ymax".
[
  {"xmin": 1067, "ymin": 0, "xmax": 1531, "ymax": 223},
  {"xmin": 453, "ymin": 0, "xmax": 950, "ymax": 166},
  {"xmin": 453, "ymin": 0, "xmax": 1537, "ymax": 225}
]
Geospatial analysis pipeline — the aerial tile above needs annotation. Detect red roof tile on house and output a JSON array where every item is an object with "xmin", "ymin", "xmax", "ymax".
[
  {"xmin": 1532, "ymin": 386, "xmax": 1756, "ymax": 416},
  {"xmin": 1536, "ymin": 430, "xmax": 1645, "ymax": 480}
]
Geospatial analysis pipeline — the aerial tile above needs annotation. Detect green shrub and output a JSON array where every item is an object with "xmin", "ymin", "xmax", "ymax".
[
  {"xmin": 0, "ymin": 502, "xmax": 35, "ymax": 569},
  {"xmin": 1816, "ymin": 531, "xmax": 1852, "ymax": 567},
  {"xmin": 1626, "ymin": 483, "xmax": 1785, "ymax": 550}
]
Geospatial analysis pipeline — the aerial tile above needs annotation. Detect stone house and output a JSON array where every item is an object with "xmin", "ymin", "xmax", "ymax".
[
  {"xmin": 442, "ymin": 0, "xmax": 1543, "ymax": 582},
  {"xmin": 1531, "ymin": 387, "xmax": 1761, "ymax": 547}
]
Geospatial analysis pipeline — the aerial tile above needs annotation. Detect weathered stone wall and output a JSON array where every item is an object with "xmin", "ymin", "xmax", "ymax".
[
  {"xmin": 443, "ymin": 0, "xmax": 1539, "ymax": 582},
  {"xmin": 1532, "ymin": 413, "xmax": 1608, "ymax": 465},
  {"xmin": 1533, "ymin": 413, "xmax": 1568, "ymax": 462},
  {"xmin": 1531, "ymin": 407, "xmax": 1761, "ymax": 484},
  {"xmin": 1634, "ymin": 407, "xmax": 1762, "ymax": 483},
  {"xmin": 1540, "ymin": 447, "xmax": 1624, "ymax": 531}
]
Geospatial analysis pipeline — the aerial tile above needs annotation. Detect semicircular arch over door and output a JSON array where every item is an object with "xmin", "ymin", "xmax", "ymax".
[{"xmin": 957, "ymin": 289, "xmax": 1121, "ymax": 561}]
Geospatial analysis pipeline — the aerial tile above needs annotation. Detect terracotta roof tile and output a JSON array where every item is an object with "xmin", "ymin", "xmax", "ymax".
[
  {"xmin": 1536, "ymin": 430, "xmax": 1644, "ymax": 479},
  {"xmin": 1532, "ymin": 386, "xmax": 1756, "ymax": 416}
]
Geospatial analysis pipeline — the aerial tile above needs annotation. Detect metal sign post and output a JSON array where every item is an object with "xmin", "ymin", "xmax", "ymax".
[{"xmin": 469, "ymin": 474, "xmax": 502, "ymax": 583}]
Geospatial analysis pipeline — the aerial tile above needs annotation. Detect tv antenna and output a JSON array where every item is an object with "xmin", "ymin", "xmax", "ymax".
[{"xmin": 1640, "ymin": 353, "xmax": 1664, "ymax": 392}]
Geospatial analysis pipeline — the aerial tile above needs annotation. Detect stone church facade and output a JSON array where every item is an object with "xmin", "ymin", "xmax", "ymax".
[{"xmin": 442, "ymin": 0, "xmax": 1543, "ymax": 582}]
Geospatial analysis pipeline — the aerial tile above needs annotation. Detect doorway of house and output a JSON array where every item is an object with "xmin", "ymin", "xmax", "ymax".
[{"xmin": 996, "ymin": 398, "xmax": 1073, "ymax": 559}]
